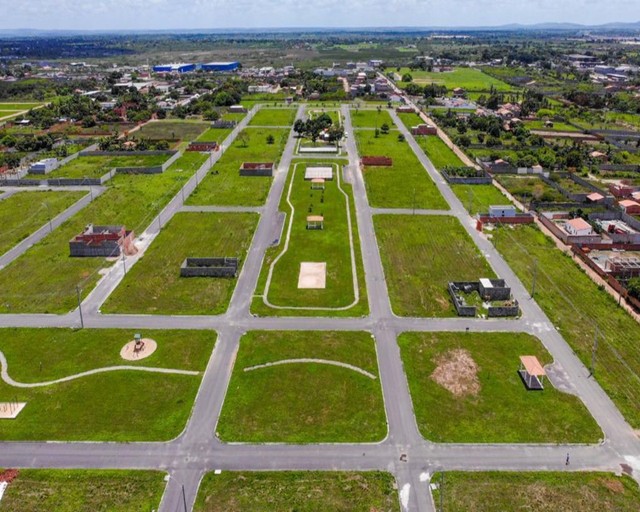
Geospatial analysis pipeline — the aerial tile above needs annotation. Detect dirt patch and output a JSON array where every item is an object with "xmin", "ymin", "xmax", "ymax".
[
  {"xmin": 430, "ymin": 348, "xmax": 480, "ymax": 397},
  {"xmin": 600, "ymin": 478, "xmax": 625, "ymax": 494}
]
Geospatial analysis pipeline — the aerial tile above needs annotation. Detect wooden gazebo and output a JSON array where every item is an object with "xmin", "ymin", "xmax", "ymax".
[
  {"xmin": 518, "ymin": 355, "xmax": 546, "ymax": 390},
  {"xmin": 306, "ymin": 215, "xmax": 324, "ymax": 230}
]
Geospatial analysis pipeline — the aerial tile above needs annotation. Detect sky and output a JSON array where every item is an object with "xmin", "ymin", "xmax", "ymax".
[{"xmin": 0, "ymin": 0, "xmax": 637, "ymax": 30}]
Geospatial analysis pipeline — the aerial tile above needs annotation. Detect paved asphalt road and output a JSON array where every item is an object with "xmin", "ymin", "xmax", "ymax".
[{"xmin": 0, "ymin": 103, "xmax": 638, "ymax": 512}]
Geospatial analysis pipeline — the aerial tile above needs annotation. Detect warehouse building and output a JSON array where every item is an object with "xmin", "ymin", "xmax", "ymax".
[
  {"xmin": 201, "ymin": 61, "xmax": 240, "ymax": 72},
  {"xmin": 153, "ymin": 63, "xmax": 196, "ymax": 74}
]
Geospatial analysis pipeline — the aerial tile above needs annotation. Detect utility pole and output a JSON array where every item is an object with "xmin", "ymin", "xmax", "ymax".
[
  {"xmin": 121, "ymin": 251, "xmax": 127, "ymax": 276},
  {"xmin": 75, "ymin": 285, "xmax": 84, "ymax": 329},
  {"xmin": 531, "ymin": 258, "xmax": 538, "ymax": 298},
  {"xmin": 439, "ymin": 472, "xmax": 445, "ymax": 512},
  {"xmin": 412, "ymin": 188, "xmax": 417, "ymax": 215},
  {"xmin": 590, "ymin": 326, "xmax": 599, "ymax": 376},
  {"xmin": 43, "ymin": 202, "xmax": 53, "ymax": 233}
]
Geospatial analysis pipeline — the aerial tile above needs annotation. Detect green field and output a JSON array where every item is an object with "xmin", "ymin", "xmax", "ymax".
[
  {"xmin": 308, "ymin": 108, "xmax": 342, "ymax": 126},
  {"xmin": 431, "ymin": 472, "xmax": 640, "ymax": 512},
  {"xmin": 451, "ymin": 184, "xmax": 514, "ymax": 215},
  {"xmin": 253, "ymin": 162, "xmax": 365, "ymax": 313},
  {"xmin": 194, "ymin": 472, "xmax": 399, "ymax": 512},
  {"xmin": 355, "ymin": 129, "xmax": 448, "ymax": 209},
  {"xmin": 0, "ymin": 328, "xmax": 214, "ymax": 440},
  {"xmin": 496, "ymin": 175, "xmax": 566, "ymax": 204},
  {"xmin": 196, "ymin": 127, "xmax": 233, "ymax": 143},
  {"xmin": 0, "ymin": 190, "xmax": 85, "ymax": 256},
  {"xmin": 221, "ymin": 112, "xmax": 246, "ymax": 122},
  {"xmin": 374, "ymin": 215, "xmax": 495, "ymax": 317},
  {"xmin": 133, "ymin": 121, "xmax": 209, "ymax": 141},
  {"xmin": 492, "ymin": 225, "xmax": 640, "ymax": 427},
  {"xmin": 187, "ymin": 127, "xmax": 288, "ymax": 206},
  {"xmin": 217, "ymin": 331, "xmax": 386, "ymax": 442},
  {"xmin": 0, "ymin": 470, "xmax": 165, "ymax": 512},
  {"xmin": 103, "ymin": 212, "xmax": 258, "ymax": 315},
  {"xmin": 417, "ymin": 135, "xmax": 465, "ymax": 169},
  {"xmin": 389, "ymin": 67, "xmax": 513, "ymax": 92},
  {"xmin": 350, "ymin": 108, "xmax": 396, "ymax": 129},
  {"xmin": 399, "ymin": 332, "xmax": 600, "ymax": 443},
  {"xmin": 0, "ymin": 151, "xmax": 209, "ymax": 313},
  {"xmin": 28, "ymin": 154, "xmax": 170, "ymax": 180},
  {"xmin": 0, "ymin": 102, "xmax": 44, "ymax": 110},
  {"xmin": 524, "ymin": 120, "xmax": 581, "ymax": 132},
  {"xmin": 248, "ymin": 108, "xmax": 296, "ymax": 126}
]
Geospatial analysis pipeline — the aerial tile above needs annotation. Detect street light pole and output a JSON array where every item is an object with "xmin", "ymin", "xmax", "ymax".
[
  {"xmin": 42, "ymin": 202, "xmax": 53, "ymax": 233},
  {"xmin": 531, "ymin": 258, "xmax": 538, "ymax": 298},
  {"xmin": 75, "ymin": 285, "xmax": 84, "ymax": 329}
]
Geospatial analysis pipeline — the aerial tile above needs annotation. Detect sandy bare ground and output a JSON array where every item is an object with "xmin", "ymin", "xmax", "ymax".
[{"xmin": 430, "ymin": 348, "xmax": 480, "ymax": 397}]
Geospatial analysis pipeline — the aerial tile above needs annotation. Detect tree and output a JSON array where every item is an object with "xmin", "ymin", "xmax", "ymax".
[
  {"xmin": 380, "ymin": 123, "xmax": 390, "ymax": 134},
  {"xmin": 628, "ymin": 278, "xmax": 640, "ymax": 300},
  {"xmin": 401, "ymin": 73, "xmax": 413, "ymax": 83},
  {"xmin": 374, "ymin": 128, "xmax": 380, "ymax": 138},
  {"xmin": 238, "ymin": 131, "xmax": 250, "ymax": 147},
  {"xmin": 266, "ymin": 134, "xmax": 275, "ymax": 145}
]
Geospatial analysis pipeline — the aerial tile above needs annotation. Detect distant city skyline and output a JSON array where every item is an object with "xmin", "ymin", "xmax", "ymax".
[{"xmin": 0, "ymin": 0, "xmax": 637, "ymax": 31}]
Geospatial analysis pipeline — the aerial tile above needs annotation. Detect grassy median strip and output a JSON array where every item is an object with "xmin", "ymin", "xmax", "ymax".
[
  {"xmin": 355, "ymin": 129, "xmax": 449, "ymax": 209},
  {"xmin": 0, "ymin": 469, "xmax": 165, "ymax": 512},
  {"xmin": 0, "ymin": 151, "xmax": 209, "ymax": 313},
  {"xmin": 251, "ymin": 161, "xmax": 368, "ymax": 315},
  {"xmin": 374, "ymin": 215, "xmax": 494, "ymax": 317},
  {"xmin": 0, "ymin": 190, "xmax": 85, "ymax": 256},
  {"xmin": 187, "ymin": 127, "xmax": 289, "ymax": 206},
  {"xmin": 492, "ymin": 224, "xmax": 640, "ymax": 427},
  {"xmin": 431, "ymin": 471, "xmax": 640, "ymax": 512},
  {"xmin": 103, "ymin": 212, "xmax": 258, "ymax": 315},
  {"xmin": 194, "ymin": 471, "xmax": 399, "ymax": 512},
  {"xmin": 399, "ymin": 332, "xmax": 600, "ymax": 443},
  {"xmin": 0, "ymin": 328, "xmax": 214, "ymax": 441},
  {"xmin": 217, "ymin": 331, "xmax": 386, "ymax": 443}
]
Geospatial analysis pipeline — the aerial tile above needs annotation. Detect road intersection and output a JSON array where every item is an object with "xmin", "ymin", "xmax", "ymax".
[{"xmin": 0, "ymin": 103, "xmax": 638, "ymax": 511}]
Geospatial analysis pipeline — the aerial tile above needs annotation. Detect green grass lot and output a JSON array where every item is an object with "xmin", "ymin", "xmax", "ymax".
[
  {"xmin": 194, "ymin": 471, "xmax": 399, "ymax": 512},
  {"xmin": 217, "ymin": 331, "xmax": 386, "ymax": 442},
  {"xmin": 350, "ymin": 108, "xmax": 396, "ymax": 129},
  {"xmin": 0, "ymin": 190, "xmax": 85, "ymax": 255},
  {"xmin": 0, "ymin": 102, "xmax": 44, "ymax": 110},
  {"xmin": 524, "ymin": 120, "xmax": 581, "ymax": 132},
  {"xmin": 196, "ymin": 127, "xmax": 233, "ymax": 143},
  {"xmin": 103, "ymin": 212, "xmax": 258, "ymax": 315},
  {"xmin": 554, "ymin": 175, "xmax": 593, "ymax": 194},
  {"xmin": 248, "ymin": 108, "xmax": 296, "ymax": 126},
  {"xmin": 496, "ymin": 175, "xmax": 566, "ymax": 204},
  {"xmin": 418, "ymin": 135, "xmax": 465, "ymax": 169},
  {"xmin": 389, "ymin": 67, "xmax": 513, "ymax": 92},
  {"xmin": 399, "ymin": 332, "xmax": 600, "ymax": 443},
  {"xmin": 133, "ymin": 121, "xmax": 209, "ymax": 141},
  {"xmin": 187, "ymin": 128, "xmax": 288, "ymax": 206},
  {"xmin": 252, "ymin": 162, "xmax": 367, "ymax": 315},
  {"xmin": 308, "ymin": 108, "xmax": 341, "ymax": 126},
  {"xmin": 221, "ymin": 112, "xmax": 246, "ymax": 122},
  {"xmin": 492, "ymin": 225, "xmax": 640, "ymax": 427},
  {"xmin": 451, "ymin": 184, "xmax": 514, "ymax": 215},
  {"xmin": 0, "ymin": 328, "xmax": 214, "ymax": 440},
  {"xmin": 431, "ymin": 472, "xmax": 640, "ymax": 512},
  {"xmin": 27, "ymin": 154, "xmax": 170, "ymax": 180},
  {"xmin": 0, "ymin": 110, "xmax": 23, "ymax": 118},
  {"xmin": 0, "ymin": 469, "xmax": 165, "ymax": 512},
  {"xmin": 0, "ymin": 152, "xmax": 209, "ymax": 314},
  {"xmin": 355, "ymin": 130, "xmax": 448, "ymax": 209},
  {"xmin": 374, "ymin": 215, "xmax": 494, "ymax": 317}
]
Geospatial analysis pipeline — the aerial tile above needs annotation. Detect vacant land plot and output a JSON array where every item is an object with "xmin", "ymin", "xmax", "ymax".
[
  {"xmin": 196, "ymin": 127, "xmax": 233, "ymax": 143},
  {"xmin": 133, "ymin": 121, "xmax": 208, "ymax": 141},
  {"xmin": 496, "ymin": 175, "xmax": 566, "ymax": 204},
  {"xmin": 0, "ymin": 327, "xmax": 214, "ymax": 440},
  {"xmin": 0, "ymin": 469, "xmax": 165, "ymax": 512},
  {"xmin": 0, "ymin": 190, "xmax": 85, "ymax": 255},
  {"xmin": 493, "ymin": 225, "xmax": 640, "ymax": 427},
  {"xmin": 390, "ymin": 67, "xmax": 513, "ymax": 92},
  {"xmin": 29, "ymin": 154, "xmax": 170, "ymax": 180},
  {"xmin": 416, "ymin": 135, "xmax": 465, "ymax": 169},
  {"xmin": 399, "ymin": 332, "xmax": 600, "ymax": 442},
  {"xmin": 221, "ymin": 112, "xmax": 246, "ymax": 122},
  {"xmin": 0, "ymin": 102, "xmax": 44, "ymax": 110},
  {"xmin": 309, "ymin": 108, "xmax": 342, "ymax": 126},
  {"xmin": 194, "ymin": 471, "xmax": 399, "ymax": 512},
  {"xmin": 187, "ymin": 128, "xmax": 288, "ymax": 206},
  {"xmin": 0, "ymin": 151, "xmax": 209, "ymax": 313},
  {"xmin": 351, "ymin": 108, "xmax": 396, "ymax": 129},
  {"xmin": 451, "ymin": 184, "xmax": 514, "ymax": 215},
  {"xmin": 355, "ymin": 129, "xmax": 448, "ymax": 209},
  {"xmin": 248, "ymin": 108, "xmax": 295, "ymax": 126},
  {"xmin": 431, "ymin": 472, "xmax": 640, "ymax": 512},
  {"xmin": 524, "ymin": 120, "xmax": 581, "ymax": 132},
  {"xmin": 253, "ymin": 162, "xmax": 365, "ymax": 314},
  {"xmin": 375, "ymin": 215, "xmax": 494, "ymax": 316},
  {"xmin": 103, "ymin": 212, "xmax": 258, "ymax": 315},
  {"xmin": 217, "ymin": 331, "xmax": 386, "ymax": 442}
]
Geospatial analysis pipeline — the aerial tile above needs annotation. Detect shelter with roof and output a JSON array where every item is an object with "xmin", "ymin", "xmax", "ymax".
[
  {"xmin": 518, "ymin": 356, "xmax": 546, "ymax": 390},
  {"xmin": 306, "ymin": 215, "xmax": 324, "ymax": 230},
  {"xmin": 311, "ymin": 178, "xmax": 325, "ymax": 190}
]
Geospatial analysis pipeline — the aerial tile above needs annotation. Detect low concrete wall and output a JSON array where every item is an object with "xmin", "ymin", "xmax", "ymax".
[
  {"xmin": 180, "ymin": 257, "xmax": 238, "ymax": 277},
  {"xmin": 441, "ymin": 169, "xmax": 492, "ymax": 185},
  {"xmin": 448, "ymin": 282, "xmax": 477, "ymax": 317},
  {"xmin": 80, "ymin": 150, "xmax": 177, "ymax": 157}
]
